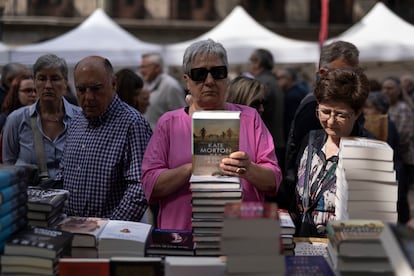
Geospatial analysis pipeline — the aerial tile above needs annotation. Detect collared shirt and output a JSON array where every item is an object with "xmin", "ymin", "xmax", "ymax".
[
  {"xmin": 62, "ymin": 95, "xmax": 152, "ymax": 221},
  {"xmin": 2, "ymin": 98, "xmax": 81, "ymax": 179},
  {"xmin": 142, "ymin": 103, "xmax": 282, "ymax": 230}
]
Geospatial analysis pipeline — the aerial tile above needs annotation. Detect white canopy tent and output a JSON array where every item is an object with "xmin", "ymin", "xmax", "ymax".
[
  {"xmin": 9, "ymin": 9, "xmax": 162, "ymax": 67},
  {"xmin": 164, "ymin": 6, "xmax": 320, "ymax": 66},
  {"xmin": 0, "ymin": 42, "xmax": 10, "ymax": 65},
  {"xmin": 327, "ymin": 2, "xmax": 414, "ymax": 62}
]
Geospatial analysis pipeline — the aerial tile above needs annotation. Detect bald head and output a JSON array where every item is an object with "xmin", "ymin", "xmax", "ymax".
[{"xmin": 74, "ymin": 56, "xmax": 116, "ymax": 119}]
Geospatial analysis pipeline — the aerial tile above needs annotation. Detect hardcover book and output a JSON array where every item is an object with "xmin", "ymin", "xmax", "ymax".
[
  {"xmin": 57, "ymin": 216, "xmax": 109, "ymax": 247},
  {"xmin": 98, "ymin": 220, "xmax": 153, "ymax": 258},
  {"xmin": 146, "ymin": 229, "xmax": 195, "ymax": 257},
  {"xmin": 110, "ymin": 257, "xmax": 164, "ymax": 276},
  {"xmin": 164, "ymin": 256, "xmax": 225, "ymax": 276},
  {"xmin": 27, "ymin": 186, "xmax": 69, "ymax": 212},
  {"xmin": 326, "ymin": 219, "xmax": 386, "ymax": 258},
  {"xmin": 58, "ymin": 258, "xmax": 110, "ymax": 276},
  {"xmin": 1, "ymin": 254, "xmax": 55, "ymax": 269},
  {"xmin": 3, "ymin": 226, "xmax": 73, "ymax": 259},
  {"xmin": 339, "ymin": 136, "xmax": 393, "ymax": 161},
  {"xmin": 285, "ymin": 255, "xmax": 335, "ymax": 276},
  {"xmin": 191, "ymin": 110, "xmax": 240, "ymax": 176}
]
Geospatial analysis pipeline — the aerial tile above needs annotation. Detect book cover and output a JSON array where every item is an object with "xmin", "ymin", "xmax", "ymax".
[
  {"xmin": 285, "ymin": 255, "xmax": 335, "ymax": 276},
  {"xmin": 293, "ymin": 237, "xmax": 329, "ymax": 259},
  {"xmin": 4, "ymin": 226, "xmax": 73, "ymax": 259},
  {"xmin": 98, "ymin": 220, "xmax": 152, "ymax": 257},
  {"xmin": 58, "ymin": 258, "xmax": 110, "ymax": 276},
  {"xmin": 110, "ymin": 257, "xmax": 164, "ymax": 276},
  {"xmin": 57, "ymin": 216, "xmax": 109, "ymax": 247},
  {"xmin": 380, "ymin": 223, "xmax": 414, "ymax": 276},
  {"xmin": 191, "ymin": 110, "xmax": 240, "ymax": 176},
  {"xmin": 27, "ymin": 186, "xmax": 69, "ymax": 212},
  {"xmin": 326, "ymin": 219, "xmax": 386, "ymax": 257},
  {"xmin": 146, "ymin": 229, "xmax": 195, "ymax": 256},
  {"xmin": 339, "ymin": 136, "xmax": 394, "ymax": 161}
]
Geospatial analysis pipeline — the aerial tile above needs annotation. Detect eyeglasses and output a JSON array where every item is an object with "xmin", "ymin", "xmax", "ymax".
[
  {"xmin": 316, "ymin": 107, "xmax": 354, "ymax": 122},
  {"xmin": 189, "ymin": 66, "xmax": 228, "ymax": 82},
  {"xmin": 19, "ymin": 88, "xmax": 36, "ymax": 94}
]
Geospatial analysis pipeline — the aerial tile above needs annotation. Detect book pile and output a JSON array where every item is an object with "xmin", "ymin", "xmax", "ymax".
[
  {"xmin": 190, "ymin": 110, "xmax": 242, "ymax": 256},
  {"xmin": 146, "ymin": 228, "xmax": 196, "ymax": 257},
  {"xmin": 1, "ymin": 226, "xmax": 73, "ymax": 275},
  {"xmin": 190, "ymin": 176, "xmax": 241, "ymax": 256},
  {"xmin": 57, "ymin": 216, "xmax": 109, "ymax": 258},
  {"xmin": 380, "ymin": 223, "xmax": 414, "ymax": 276},
  {"xmin": 335, "ymin": 137, "xmax": 398, "ymax": 223},
  {"xmin": 97, "ymin": 219, "xmax": 153, "ymax": 258},
  {"xmin": 0, "ymin": 165, "xmax": 36, "ymax": 252},
  {"xmin": 220, "ymin": 202, "xmax": 285, "ymax": 276},
  {"xmin": 27, "ymin": 186, "xmax": 69, "ymax": 228},
  {"xmin": 326, "ymin": 219, "xmax": 393, "ymax": 275},
  {"xmin": 278, "ymin": 209, "xmax": 296, "ymax": 256}
]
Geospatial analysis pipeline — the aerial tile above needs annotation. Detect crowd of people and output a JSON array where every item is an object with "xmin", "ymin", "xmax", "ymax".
[{"xmin": 0, "ymin": 38, "xmax": 412, "ymax": 236}]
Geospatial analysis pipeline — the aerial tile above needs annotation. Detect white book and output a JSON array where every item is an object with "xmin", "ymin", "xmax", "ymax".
[{"xmin": 339, "ymin": 137, "xmax": 393, "ymax": 161}]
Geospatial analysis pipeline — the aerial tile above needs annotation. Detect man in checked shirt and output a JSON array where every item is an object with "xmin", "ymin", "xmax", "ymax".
[{"xmin": 60, "ymin": 56, "xmax": 152, "ymax": 221}]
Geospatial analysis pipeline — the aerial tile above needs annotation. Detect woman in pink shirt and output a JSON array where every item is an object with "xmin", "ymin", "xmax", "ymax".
[{"xmin": 142, "ymin": 39, "xmax": 282, "ymax": 230}]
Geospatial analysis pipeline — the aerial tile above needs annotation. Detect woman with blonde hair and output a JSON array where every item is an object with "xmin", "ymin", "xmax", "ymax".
[{"xmin": 226, "ymin": 76, "xmax": 265, "ymax": 115}]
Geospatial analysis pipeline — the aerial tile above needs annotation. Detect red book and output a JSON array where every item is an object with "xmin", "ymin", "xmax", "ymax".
[{"xmin": 58, "ymin": 258, "xmax": 110, "ymax": 276}]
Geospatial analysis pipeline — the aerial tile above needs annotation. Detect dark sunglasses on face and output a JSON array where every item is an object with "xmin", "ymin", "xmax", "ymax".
[{"xmin": 189, "ymin": 66, "xmax": 228, "ymax": 82}]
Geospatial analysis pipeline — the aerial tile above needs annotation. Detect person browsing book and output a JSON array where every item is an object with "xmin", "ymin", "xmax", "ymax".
[
  {"xmin": 290, "ymin": 68, "xmax": 372, "ymax": 237},
  {"xmin": 2, "ymin": 54, "xmax": 80, "ymax": 179},
  {"xmin": 60, "ymin": 56, "xmax": 152, "ymax": 221},
  {"xmin": 142, "ymin": 39, "xmax": 282, "ymax": 231}
]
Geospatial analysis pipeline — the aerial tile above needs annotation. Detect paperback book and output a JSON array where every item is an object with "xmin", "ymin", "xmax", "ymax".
[
  {"xmin": 146, "ymin": 229, "xmax": 196, "ymax": 257},
  {"xmin": 27, "ymin": 186, "xmax": 69, "ymax": 212},
  {"xmin": 191, "ymin": 110, "xmax": 240, "ymax": 176}
]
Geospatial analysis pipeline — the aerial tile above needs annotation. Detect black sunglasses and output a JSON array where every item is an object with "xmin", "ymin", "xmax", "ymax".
[{"xmin": 189, "ymin": 66, "xmax": 228, "ymax": 82}]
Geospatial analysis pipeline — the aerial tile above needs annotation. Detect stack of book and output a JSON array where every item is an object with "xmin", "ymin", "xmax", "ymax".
[
  {"xmin": 0, "ymin": 165, "xmax": 35, "ymax": 251},
  {"xmin": 326, "ymin": 219, "xmax": 393, "ymax": 275},
  {"xmin": 1, "ymin": 226, "xmax": 73, "ymax": 275},
  {"xmin": 380, "ymin": 223, "xmax": 414, "ymax": 276},
  {"xmin": 278, "ymin": 209, "xmax": 296, "ymax": 256},
  {"xmin": 190, "ymin": 110, "xmax": 242, "ymax": 256},
  {"xmin": 220, "ymin": 202, "xmax": 285, "ymax": 276},
  {"xmin": 335, "ymin": 137, "xmax": 398, "ymax": 223},
  {"xmin": 97, "ymin": 219, "xmax": 153, "ymax": 258},
  {"xmin": 190, "ymin": 175, "xmax": 241, "ymax": 256},
  {"xmin": 57, "ymin": 216, "xmax": 109, "ymax": 258},
  {"xmin": 146, "ymin": 228, "xmax": 196, "ymax": 257},
  {"xmin": 27, "ymin": 186, "xmax": 69, "ymax": 227}
]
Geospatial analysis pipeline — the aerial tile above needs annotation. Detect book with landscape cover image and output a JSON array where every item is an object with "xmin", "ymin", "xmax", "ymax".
[{"xmin": 191, "ymin": 111, "xmax": 240, "ymax": 177}]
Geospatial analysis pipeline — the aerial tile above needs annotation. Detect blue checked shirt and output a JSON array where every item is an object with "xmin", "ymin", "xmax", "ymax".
[{"xmin": 61, "ymin": 95, "xmax": 152, "ymax": 221}]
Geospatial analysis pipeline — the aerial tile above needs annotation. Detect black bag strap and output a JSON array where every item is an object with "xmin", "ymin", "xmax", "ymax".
[
  {"xmin": 302, "ymin": 131, "xmax": 316, "ymax": 209},
  {"xmin": 30, "ymin": 116, "xmax": 49, "ymax": 180}
]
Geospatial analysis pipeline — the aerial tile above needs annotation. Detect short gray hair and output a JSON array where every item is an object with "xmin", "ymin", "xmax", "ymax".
[
  {"xmin": 182, "ymin": 39, "xmax": 228, "ymax": 75},
  {"xmin": 33, "ymin": 54, "xmax": 69, "ymax": 80}
]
